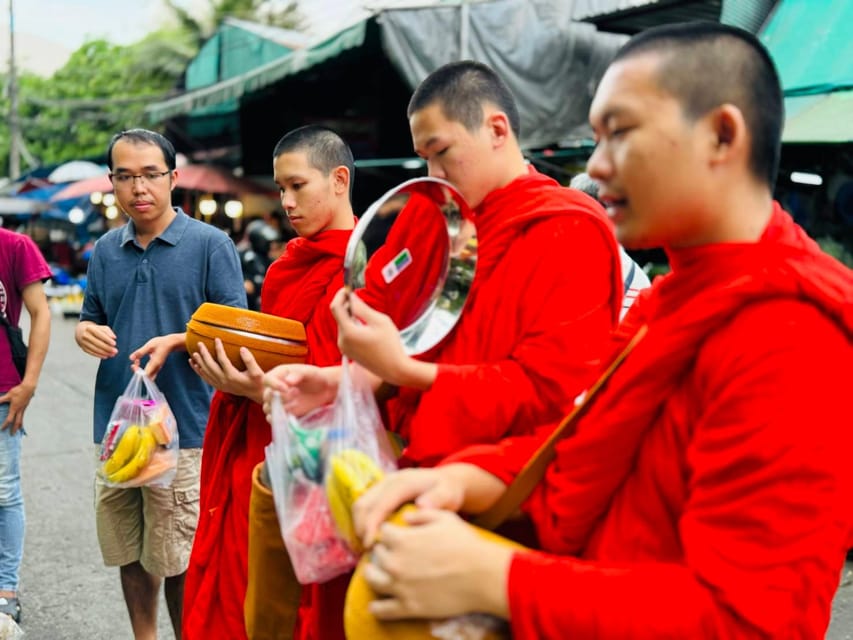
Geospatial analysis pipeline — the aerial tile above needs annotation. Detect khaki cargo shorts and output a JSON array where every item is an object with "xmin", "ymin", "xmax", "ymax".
[{"xmin": 94, "ymin": 447, "xmax": 201, "ymax": 577}]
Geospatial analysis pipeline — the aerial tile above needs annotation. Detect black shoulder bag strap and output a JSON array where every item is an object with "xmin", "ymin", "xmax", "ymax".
[{"xmin": 0, "ymin": 312, "xmax": 29, "ymax": 378}]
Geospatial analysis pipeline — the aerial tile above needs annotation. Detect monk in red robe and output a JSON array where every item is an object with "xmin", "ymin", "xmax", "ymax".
[
  {"xmin": 264, "ymin": 61, "xmax": 627, "ymax": 639},
  {"xmin": 352, "ymin": 23, "xmax": 853, "ymax": 639},
  {"xmin": 181, "ymin": 125, "xmax": 355, "ymax": 640}
]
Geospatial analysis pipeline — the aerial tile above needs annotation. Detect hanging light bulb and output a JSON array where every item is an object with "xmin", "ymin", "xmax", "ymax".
[
  {"xmin": 199, "ymin": 197, "xmax": 218, "ymax": 217},
  {"xmin": 224, "ymin": 200, "xmax": 243, "ymax": 218},
  {"xmin": 68, "ymin": 207, "xmax": 86, "ymax": 224}
]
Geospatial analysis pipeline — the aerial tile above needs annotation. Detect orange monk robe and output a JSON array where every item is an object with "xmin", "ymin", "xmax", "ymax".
[
  {"xmin": 447, "ymin": 204, "xmax": 853, "ymax": 639},
  {"xmin": 300, "ymin": 167, "xmax": 626, "ymax": 640},
  {"xmin": 182, "ymin": 228, "xmax": 351, "ymax": 640}
]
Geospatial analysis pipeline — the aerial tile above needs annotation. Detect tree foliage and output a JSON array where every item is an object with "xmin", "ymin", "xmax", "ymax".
[
  {"xmin": 165, "ymin": 0, "xmax": 303, "ymax": 48},
  {"xmin": 1, "ymin": 0, "xmax": 303, "ymax": 177},
  {"xmin": 2, "ymin": 39, "xmax": 179, "ymax": 170}
]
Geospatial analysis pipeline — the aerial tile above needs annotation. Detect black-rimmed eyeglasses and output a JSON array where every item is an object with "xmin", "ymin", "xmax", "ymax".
[{"xmin": 110, "ymin": 171, "xmax": 172, "ymax": 187}]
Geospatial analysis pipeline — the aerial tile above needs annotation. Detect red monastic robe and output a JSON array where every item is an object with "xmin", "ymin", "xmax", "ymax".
[
  {"xmin": 299, "ymin": 167, "xmax": 626, "ymax": 640},
  {"xmin": 450, "ymin": 204, "xmax": 853, "ymax": 638},
  {"xmin": 182, "ymin": 229, "xmax": 350, "ymax": 640}
]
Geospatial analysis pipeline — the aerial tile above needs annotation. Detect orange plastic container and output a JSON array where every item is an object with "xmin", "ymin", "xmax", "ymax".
[{"xmin": 186, "ymin": 303, "xmax": 307, "ymax": 371}]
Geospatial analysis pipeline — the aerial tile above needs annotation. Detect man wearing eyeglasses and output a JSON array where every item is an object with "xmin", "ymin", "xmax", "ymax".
[{"xmin": 75, "ymin": 129, "xmax": 246, "ymax": 640}]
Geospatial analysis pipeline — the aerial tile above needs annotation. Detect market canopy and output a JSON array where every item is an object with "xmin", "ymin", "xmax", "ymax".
[
  {"xmin": 0, "ymin": 196, "xmax": 51, "ymax": 215},
  {"xmin": 781, "ymin": 91, "xmax": 853, "ymax": 144},
  {"xmin": 146, "ymin": 20, "xmax": 368, "ymax": 123},
  {"xmin": 377, "ymin": 2, "xmax": 626, "ymax": 148},
  {"xmin": 147, "ymin": 1, "xmax": 627, "ymax": 149},
  {"xmin": 760, "ymin": 0, "xmax": 853, "ymax": 143}
]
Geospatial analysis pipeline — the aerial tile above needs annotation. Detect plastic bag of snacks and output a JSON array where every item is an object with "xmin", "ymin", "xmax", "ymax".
[
  {"xmin": 265, "ymin": 358, "xmax": 397, "ymax": 582},
  {"xmin": 97, "ymin": 370, "xmax": 179, "ymax": 488},
  {"xmin": 266, "ymin": 392, "xmax": 357, "ymax": 584},
  {"xmin": 322, "ymin": 358, "xmax": 398, "ymax": 554}
]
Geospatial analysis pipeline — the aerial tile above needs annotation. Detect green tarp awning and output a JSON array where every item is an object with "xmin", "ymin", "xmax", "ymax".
[
  {"xmin": 146, "ymin": 20, "xmax": 368, "ymax": 123},
  {"xmin": 760, "ymin": 0, "xmax": 853, "ymax": 95},
  {"xmin": 760, "ymin": 0, "xmax": 853, "ymax": 143},
  {"xmin": 782, "ymin": 91, "xmax": 853, "ymax": 143}
]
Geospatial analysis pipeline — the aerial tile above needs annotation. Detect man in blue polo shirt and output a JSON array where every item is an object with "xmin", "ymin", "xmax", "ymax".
[{"xmin": 75, "ymin": 129, "xmax": 246, "ymax": 640}]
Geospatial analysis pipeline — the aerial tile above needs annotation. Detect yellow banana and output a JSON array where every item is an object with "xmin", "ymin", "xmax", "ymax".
[
  {"xmin": 325, "ymin": 448, "xmax": 385, "ymax": 552},
  {"xmin": 101, "ymin": 425, "xmax": 142, "ymax": 477},
  {"xmin": 326, "ymin": 476, "xmax": 359, "ymax": 551},
  {"xmin": 107, "ymin": 427, "xmax": 158, "ymax": 484},
  {"xmin": 341, "ymin": 449, "xmax": 384, "ymax": 487},
  {"xmin": 333, "ymin": 449, "xmax": 385, "ymax": 505}
]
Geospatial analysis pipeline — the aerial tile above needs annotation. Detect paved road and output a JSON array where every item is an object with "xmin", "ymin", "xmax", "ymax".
[{"xmin": 12, "ymin": 314, "xmax": 853, "ymax": 638}]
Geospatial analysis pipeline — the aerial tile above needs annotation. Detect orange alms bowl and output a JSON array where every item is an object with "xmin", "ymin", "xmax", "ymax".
[
  {"xmin": 343, "ymin": 505, "xmax": 520, "ymax": 640},
  {"xmin": 186, "ymin": 303, "xmax": 308, "ymax": 371}
]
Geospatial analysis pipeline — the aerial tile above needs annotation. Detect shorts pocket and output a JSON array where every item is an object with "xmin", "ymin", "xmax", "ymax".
[{"xmin": 172, "ymin": 485, "xmax": 201, "ymax": 542}]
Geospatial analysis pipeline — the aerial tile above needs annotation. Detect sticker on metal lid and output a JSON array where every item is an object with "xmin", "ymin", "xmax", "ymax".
[{"xmin": 381, "ymin": 248, "xmax": 413, "ymax": 284}]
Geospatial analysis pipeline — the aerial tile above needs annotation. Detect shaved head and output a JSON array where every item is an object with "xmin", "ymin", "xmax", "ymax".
[
  {"xmin": 615, "ymin": 22, "xmax": 784, "ymax": 188},
  {"xmin": 407, "ymin": 60, "xmax": 521, "ymax": 139},
  {"xmin": 273, "ymin": 125, "xmax": 355, "ymax": 179}
]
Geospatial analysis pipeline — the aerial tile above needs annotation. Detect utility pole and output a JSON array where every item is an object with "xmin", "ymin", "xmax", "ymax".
[{"xmin": 7, "ymin": 0, "xmax": 20, "ymax": 179}]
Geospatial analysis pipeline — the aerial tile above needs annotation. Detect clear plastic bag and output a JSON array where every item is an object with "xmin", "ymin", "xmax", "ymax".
[
  {"xmin": 323, "ymin": 358, "xmax": 397, "ymax": 553},
  {"xmin": 97, "ymin": 369, "xmax": 179, "ymax": 488},
  {"xmin": 266, "ymin": 394, "xmax": 358, "ymax": 584},
  {"xmin": 429, "ymin": 613, "xmax": 511, "ymax": 639},
  {"xmin": 266, "ymin": 358, "xmax": 397, "ymax": 583},
  {"xmin": 0, "ymin": 613, "xmax": 24, "ymax": 640}
]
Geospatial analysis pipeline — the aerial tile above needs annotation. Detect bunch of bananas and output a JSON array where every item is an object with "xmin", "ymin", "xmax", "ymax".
[
  {"xmin": 100, "ymin": 424, "xmax": 159, "ymax": 484},
  {"xmin": 325, "ymin": 448, "xmax": 385, "ymax": 552}
]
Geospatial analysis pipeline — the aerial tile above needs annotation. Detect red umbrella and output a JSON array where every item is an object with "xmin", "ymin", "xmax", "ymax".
[
  {"xmin": 175, "ymin": 164, "xmax": 272, "ymax": 195},
  {"xmin": 51, "ymin": 164, "xmax": 273, "ymax": 202},
  {"xmin": 51, "ymin": 174, "xmax": 111, "ymax": 201}
]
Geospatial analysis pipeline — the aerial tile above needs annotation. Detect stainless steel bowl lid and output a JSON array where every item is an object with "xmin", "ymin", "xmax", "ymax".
[{"xmin": 344, "ymin": 177, "xmax": 477, "ymax": 356}]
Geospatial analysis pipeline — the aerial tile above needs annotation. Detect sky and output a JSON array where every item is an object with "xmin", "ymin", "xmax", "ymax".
[
  {"xmin": 12, "ymin": 0, "xmax": 165, "ymax": 50},
  {"xmin": 1, "ymin": 0, "xmax": 182, "ymax": 75},
  {"xmin": 0, "ymin": 0, "xmax": 382, "ymax": 76}
]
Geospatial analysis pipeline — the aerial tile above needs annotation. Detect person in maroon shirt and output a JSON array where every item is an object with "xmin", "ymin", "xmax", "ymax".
[
  {"xmin": 352, "ymin": 22, "xmax": 853, "ymax": 639},
  {"xmin": 0, "ymin": 227, "xmax": 51, "ymax": 623}
]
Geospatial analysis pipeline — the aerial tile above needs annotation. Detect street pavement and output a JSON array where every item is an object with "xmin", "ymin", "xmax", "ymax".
[{"xmin": 12, "ymin": 314, "xmax": 853, "ymax": 638}]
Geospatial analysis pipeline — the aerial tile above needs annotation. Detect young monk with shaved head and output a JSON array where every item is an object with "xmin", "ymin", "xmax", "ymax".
[
  {"xmin": 181, "ymin": 125, "xmax": 356, "ymax": 640},
  {"xmin": 353, "ymin": 22, "xmax": 853, "ymax": 638},
  {"xmin": 265, "ymin": 60, "xmax": 630, "ymax": 640}
]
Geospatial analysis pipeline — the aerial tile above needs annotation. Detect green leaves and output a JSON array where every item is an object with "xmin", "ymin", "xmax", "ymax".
[{"xmin": 0, "ymin": 0, "xmax": 304, "ymax": 176}]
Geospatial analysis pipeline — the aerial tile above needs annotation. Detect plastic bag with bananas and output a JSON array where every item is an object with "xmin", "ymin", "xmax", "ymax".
[
  {"xmin": 265, "ymin": 359, "xmax": 397, "ymax": 583},
  {"xmin": 98, "ymin": 420, "xmax": 177, "ymax": 487},
  {"xmin": 97, "ymin": 370, "xmax": 179, "ymax": 488},
  {"xmin": 265, "ymin": 397, "xmax": 360, "ymax": 584}
]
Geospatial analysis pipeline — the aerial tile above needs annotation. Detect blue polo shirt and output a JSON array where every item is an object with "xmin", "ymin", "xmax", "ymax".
[{"xmin": 80, "ymin": 209, "xmax": 247, "ymax": 448}]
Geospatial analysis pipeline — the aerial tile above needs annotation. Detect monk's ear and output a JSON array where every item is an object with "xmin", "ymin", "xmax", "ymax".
[
  {"xmin": 707, "ymin": 104, "xmax": 748, "ymax": 169},
  {"xmin": 485, "ymin": 110, "xmax": 512, "ymax": 148},
  {"xmin": 331, "ymin": 165, "xmax": 350, "ymax": 195}
]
